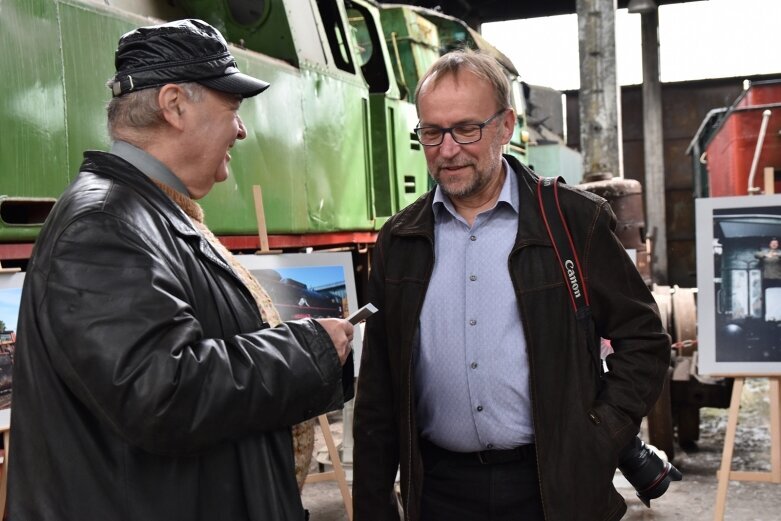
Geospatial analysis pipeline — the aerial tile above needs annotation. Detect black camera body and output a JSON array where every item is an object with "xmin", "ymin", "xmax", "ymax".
[{"xmin": 618, "ymin": 436, "xmax": 683, "ymax": 507}]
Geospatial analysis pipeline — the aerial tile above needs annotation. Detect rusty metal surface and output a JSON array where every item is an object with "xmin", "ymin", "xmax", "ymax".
[
  {"xmin": 579, "ymin": 177, "xmax": 650, "ymax": 284},
  {"xmin": 671, "ymin": 285, "xmax": 697, "ymax": 354},
  {"xmin": 566, "ymin": 76, "xmax": 771, "ymax": 287},
  {"xmin": 652, "ymin": 284, "xmax": 673, "ymax": 332}
]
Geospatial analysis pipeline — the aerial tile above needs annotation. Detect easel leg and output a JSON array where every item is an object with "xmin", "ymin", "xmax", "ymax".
[
  {"xmin": 317, "ymin": 414, "xmax": 353, "ymax": 521},
  {"xmin": 0, "ymin": 428, "xmax": 10, "ymax": 520},
  {"xmin": 714, "ymin": 377, "xmax": 744, "ymax": 521},
  {"xmin": 770, "ymin": 378, "xmax": 780, "ymax": 482}
]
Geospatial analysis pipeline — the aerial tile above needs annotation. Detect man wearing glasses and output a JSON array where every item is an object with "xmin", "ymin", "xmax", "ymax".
[{"xmin": 353, "ymin": 49, "xmax": 669, "ymax": 521}]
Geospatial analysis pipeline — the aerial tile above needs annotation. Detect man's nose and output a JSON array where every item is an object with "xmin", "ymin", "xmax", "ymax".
[
  {"xmin": 237, "ymin": 115, "xmax": 247, "ymax": 140},
  {"xmin": 439, "ymin": 131, "xmax": 460, "ymax": 157}
]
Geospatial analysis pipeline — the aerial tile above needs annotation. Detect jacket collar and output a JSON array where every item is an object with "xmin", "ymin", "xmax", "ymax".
[
  {"xmin": 81, "ymin": 151, "xmax": 201, "ymax": 239},
  {"xmin": 78, "ymin": 151, "xmax": 237, "ymax": 275},
  {"xmin": 390, "ymin": 154, "xmax": 551, "ymax": 248}
]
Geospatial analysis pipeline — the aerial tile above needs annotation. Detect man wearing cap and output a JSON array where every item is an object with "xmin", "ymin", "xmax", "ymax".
[{"xmin": 8, "ymin": 19, "xmax": 352, "ymax": 521}]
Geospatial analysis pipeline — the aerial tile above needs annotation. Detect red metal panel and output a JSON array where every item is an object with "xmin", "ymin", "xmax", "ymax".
[
  {"xmin": 1, "ymin": 233, "xmax": 378, "ymax": 262},
  {"xmin": 218, "ymin": 232, "xmax": 378, "ymax": 251},
  {"xmin": 0, "ymin": 243, "xmax": 34, "ymax": 261},
  {"xmin": 741, "ymin": 82, "xmax": 781, "ymax": 107},
  {"xmin": 706, "ymin": 83, "xmax": 781, "ymax": 197}
]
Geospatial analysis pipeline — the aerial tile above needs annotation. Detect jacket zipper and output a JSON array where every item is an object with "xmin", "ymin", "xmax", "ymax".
[
  {"xmin": 402, "ymin": 232, "xmax": 435, "ymax": 521},
  {"xmin": 508, "ymin": 242, "xmax": 549, "ymax": 520}
]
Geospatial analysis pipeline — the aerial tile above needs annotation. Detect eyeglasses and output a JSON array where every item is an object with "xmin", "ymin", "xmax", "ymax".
[{"xmin": 414, "ymin": 109, "xmax": 508, "ymax": 146}]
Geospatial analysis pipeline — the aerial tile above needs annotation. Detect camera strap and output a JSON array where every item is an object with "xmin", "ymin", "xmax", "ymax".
[{"xmin": 536, "ymin": 176, "xmax": 603, "ymax": 381}]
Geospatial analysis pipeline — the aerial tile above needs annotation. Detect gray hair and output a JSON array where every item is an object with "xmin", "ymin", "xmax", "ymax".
[
  {"xmin": 415, "ymin": 49, "xmax": 511, "ymax": 112},
  {"xmin": 105, "ymin": 82, "xmax": 205, "ymax": 140}
]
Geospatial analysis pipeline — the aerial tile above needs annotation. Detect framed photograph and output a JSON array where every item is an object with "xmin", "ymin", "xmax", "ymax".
[
  {"xmin": 695, "ymin": 194, "xmax": 781, "ymax": 375},
  {"xmin": 0, "ymin": 271, "xmax": 24, "ymax": 426},
  {"xmin": 235, "ymin": 252, "xmax": 364, "ymax": 373}
]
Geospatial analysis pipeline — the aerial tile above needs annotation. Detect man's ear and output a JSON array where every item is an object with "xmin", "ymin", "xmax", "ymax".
[
  {"xmin": 158, "ymin": 84, "xmax": 187, "ymax": 131},
  {"xmin": 501, "ymin": 108, "xmax": 516, "ymax": 145}
]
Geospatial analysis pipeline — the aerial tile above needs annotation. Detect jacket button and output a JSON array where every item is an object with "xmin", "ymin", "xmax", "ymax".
[
  {"xmin": 476, "ymin": 405, "xmax": 483, "ymax": 412},
  {"xmin": 469, "ymin": 319, "xmax": 477, "ymax": 326},
  {"xmin": 588, "ymin": 410, "xmax": 601, "ymax": 424},
  {"xmin": 470, "ymin": 235, "xmax": 477, "ymax": 241},
  {"xmin": 470, "ymin": 362, "xmax": 478, "ymax": 369},
  {"xmin": 469, "ymin": 274, "xmax": 477, "ymax": 281}
]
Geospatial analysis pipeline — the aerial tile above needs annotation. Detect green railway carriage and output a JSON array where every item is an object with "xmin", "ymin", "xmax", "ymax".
[{"xmin": 0, "ymin": 0, "xmax": 528, "ymax": 260}]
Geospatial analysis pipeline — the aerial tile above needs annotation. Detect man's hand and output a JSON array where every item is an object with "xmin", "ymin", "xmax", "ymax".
[{"xmin": 315, "ymin": 318, "xmax": 354, "ymax": 366}]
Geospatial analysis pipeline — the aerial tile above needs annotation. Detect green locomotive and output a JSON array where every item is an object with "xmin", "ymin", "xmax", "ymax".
[{"xmin": 0, "ymin": 0, "xmax": 528, "ymax": 260}]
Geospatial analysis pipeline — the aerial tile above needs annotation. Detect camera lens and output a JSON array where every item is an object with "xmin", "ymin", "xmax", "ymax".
[{"xmin": 618, "ymin": 436, "xmax": 683, "ymax": 507}]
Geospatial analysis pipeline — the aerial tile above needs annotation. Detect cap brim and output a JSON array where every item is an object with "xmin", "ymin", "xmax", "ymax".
[{"xmin": 199, "ymin": 72, "xmax": 270, "ymax": 98}]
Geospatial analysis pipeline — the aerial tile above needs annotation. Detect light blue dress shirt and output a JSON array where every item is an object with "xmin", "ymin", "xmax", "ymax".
[{"xmin": 415, "ymin": 159, "xmax": 534, "ymax": 452}]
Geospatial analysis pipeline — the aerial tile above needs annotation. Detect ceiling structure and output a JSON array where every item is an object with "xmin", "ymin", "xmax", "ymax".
[{"xmin": 402, "ymin": 0, "xmax": 706, "ymax": 27}]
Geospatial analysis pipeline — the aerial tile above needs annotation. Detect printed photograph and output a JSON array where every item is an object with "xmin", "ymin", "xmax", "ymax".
[
  {"xmin": 696, "ymin": 194, "xmax": 781, "ymax": 375},
  {"xmin": 252, "ymin": 265, "xmax": 349, "ymax": 321},
  {"xmin": 0, "ymin": 274, "xmax": 24, "ymax": 410},
  {"xmin": 235, "ymin": 252, "xmax": 364, "ymax": 372}
]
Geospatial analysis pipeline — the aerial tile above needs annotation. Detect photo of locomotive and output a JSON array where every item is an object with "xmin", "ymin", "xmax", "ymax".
[
  {"xmin": 0, "ymin": 0, "xmax": 530, "ymax": 268},
  {"xmin": 252, "ymin": 268, "xmax": 345, "ymax": 321}
]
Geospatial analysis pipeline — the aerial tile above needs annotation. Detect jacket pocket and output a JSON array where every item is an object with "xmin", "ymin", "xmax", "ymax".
[{"xmin": 587, "ymin": 401, "xmax": 638, "ymax": 457}]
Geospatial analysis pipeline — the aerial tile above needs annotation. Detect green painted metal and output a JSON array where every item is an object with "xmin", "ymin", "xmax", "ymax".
[
  {"xmin": 0, "ymin": 0, "xmax": 69, "ymax": 240},
  {"xmin": 379, "ymin": 7, "xmax": 440, "ymax": 104},
  {"xmin": 183, "ymin": 0, "xmax": 300, "ymax": 67},
  {"xmin": 375, "ymin": 3, "xmax": 529, "ymax": 166},
  {"xmin": 0, "ymin": 0, "xmax": 529, "ymax": 247}
]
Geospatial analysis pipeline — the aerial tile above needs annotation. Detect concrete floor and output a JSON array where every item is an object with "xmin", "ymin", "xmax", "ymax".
[{"xmin": 300, "ymin": 391, "xmax": 781, "ymax": 521}]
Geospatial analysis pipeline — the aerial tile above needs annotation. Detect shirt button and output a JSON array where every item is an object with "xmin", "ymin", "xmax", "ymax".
[
  {"xmin": 469, "ymin": 274, "xmax": 477, "ymax": 281},
  {"xmin": 476, "ymin": 405, "xmax": 483, "ymax": 412},
  {"xmin": 470, "ymin": 362, "xmax": 478, "ymax": 369},
  {"xmin": 470, "ymin": 235, "xmax": 477, "ymax": 241},
  {"xmin": 469, "ymin": 319, "xmax": 477, "ymax": 326}
]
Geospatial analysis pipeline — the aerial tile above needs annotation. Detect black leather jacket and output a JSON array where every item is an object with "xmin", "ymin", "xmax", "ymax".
[
  {"xmin": 353, "ymin": 156, "xmax": 670, "ymax": 521},
  {"xmin": 9, "ymin": 152, "xmax": 348, "ymax": 520}
]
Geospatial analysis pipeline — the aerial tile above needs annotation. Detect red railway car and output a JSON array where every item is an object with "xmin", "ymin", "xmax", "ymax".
[{"xmin": 705, "ymin": 80, "xmax": 781, "ymax": 197}]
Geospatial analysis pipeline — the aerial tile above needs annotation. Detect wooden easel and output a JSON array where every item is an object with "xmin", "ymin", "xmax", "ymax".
[
  {"xmin": 0, "ymin": 261, "xmax": 21, "ymax": 274},
  {"xmin": 713, "ymin": 376, "xmax": 781, "ymax": 520},
  {"xmin": 0, "ymin": 261, "xmax": 15, "ymax": 518},
  {"xmin": 251, "ymin": 185, "xmax": 353, "ymax": 520},
  {"xmin": 252, "ymin": 186, "xmax": 281, "ymax": 255},
  {"xmin": 305, "ymin": 414, "xmax": 354, "ymax": 520},
  {"xmin": 0, "ymin": 411, "xmax": 10, "ymax": 520}
]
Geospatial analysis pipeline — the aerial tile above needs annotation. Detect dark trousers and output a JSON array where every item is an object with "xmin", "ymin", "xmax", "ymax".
[{"xmin": 420, "ymin": 439, "xmax": 544, "ymax": 521}]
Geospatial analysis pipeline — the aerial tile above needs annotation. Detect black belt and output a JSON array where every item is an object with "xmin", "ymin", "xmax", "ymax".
[{"xmin": 420, "ymin": 438, "xmax": 535, "ymax": 465}]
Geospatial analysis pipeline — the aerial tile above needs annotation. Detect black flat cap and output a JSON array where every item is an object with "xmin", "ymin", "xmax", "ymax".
[{"xmin": 109, "ymin": 19, "xmax": 269, "ymax": 98}]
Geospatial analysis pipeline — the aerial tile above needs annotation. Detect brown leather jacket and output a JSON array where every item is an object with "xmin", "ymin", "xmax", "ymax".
[{"xmin": 353, "ymin": 156, "xmax": 670, "ymax": 521}]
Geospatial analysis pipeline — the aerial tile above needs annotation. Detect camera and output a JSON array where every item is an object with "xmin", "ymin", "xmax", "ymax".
[{"xmin": 618, "ymin": 436, "xmax": 682, "ymax": 507}]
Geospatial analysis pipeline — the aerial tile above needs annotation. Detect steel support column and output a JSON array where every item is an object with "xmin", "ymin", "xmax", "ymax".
[
  {"xmin": 640, "ymin": 8, "xmax": 668, "ymax": 283},
  {"xmin": 577, "ymin": 0, "xmax": 623, "ymax": 182}
]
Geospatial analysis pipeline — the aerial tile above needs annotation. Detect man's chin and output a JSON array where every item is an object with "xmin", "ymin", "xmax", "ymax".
[
  {"xmin": 438, "ymin": 180, "xmax": 474, "ymax": 198},
  {"xmin": 216, "ymin": 168, "xmax": 230, "ymax": 184}
]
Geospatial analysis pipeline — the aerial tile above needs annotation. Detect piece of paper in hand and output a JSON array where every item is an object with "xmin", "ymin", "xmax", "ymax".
[{"xmin": 347, "ymin": 303, "xmax": 378, "ymax": 325}]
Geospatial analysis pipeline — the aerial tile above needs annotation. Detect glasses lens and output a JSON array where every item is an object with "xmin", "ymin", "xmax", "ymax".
[
  {"xmin": 453, "ymin": 125, "xmax": 482, "ymax": 144},
  {"xmin": 417, "ymin": 128, "xmax": 443, "ymax": 145}
]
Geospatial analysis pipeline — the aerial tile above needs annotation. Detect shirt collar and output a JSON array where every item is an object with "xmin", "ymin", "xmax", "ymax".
[
  {"xmin": 432, "ymin": 157, "xmax": 519, "ymax": 219},
  {"xmin": 110, "ymin": 140, "xmax": 190, "ymax": 197}
]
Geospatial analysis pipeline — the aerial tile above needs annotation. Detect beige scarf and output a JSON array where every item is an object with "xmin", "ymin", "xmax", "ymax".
[{"xmin": 153, "ymin": 180, "xmax": 315, "ymax": 490}]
